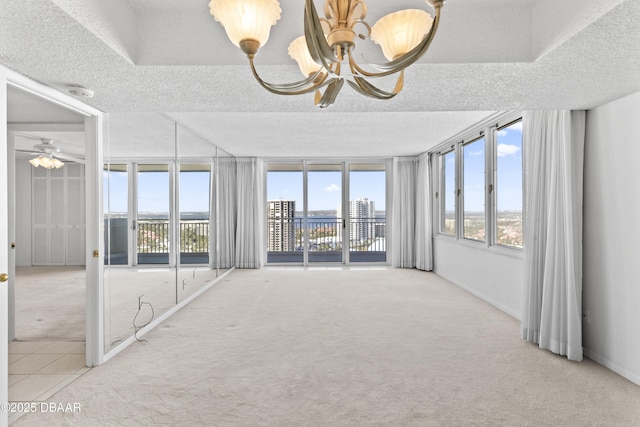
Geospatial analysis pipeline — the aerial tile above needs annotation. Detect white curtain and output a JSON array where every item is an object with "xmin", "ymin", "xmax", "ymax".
[
  {"xmin": 415, "ymin": 153, "xmax": 433, "ymax": 271},
  {"xmin": 217, "ymin": 156, "xmax": 236, "ymax": 269},
  {"xmin": 392, "ymin": 157, "xmax": 418, "ymax": 268},
  {"xmin": 235, "ymin": 157, "xmax": 265, "ymax": 268},
  {"xmin": 521, "ymin": 110, "xmax": 585, "ymax": 361}
]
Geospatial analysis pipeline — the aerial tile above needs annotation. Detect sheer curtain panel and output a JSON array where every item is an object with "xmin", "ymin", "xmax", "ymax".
[
  {"xmin": 392, "ymin": 157, "xmax": 418, "ymax": 268},
  {"xmin": 415, "ymin": 153, "xmax": 433, "ymax": 271},
  {"xmin": 218, "ymin": 157, "xmax": 237, "ymax": 269},
  {"xmin": 235, "ymin": 158, "xmax": 265, "ymax": 268},
  {"xmin": 521, "ymin": 110, "xmax": 585, "ymax": 361}
]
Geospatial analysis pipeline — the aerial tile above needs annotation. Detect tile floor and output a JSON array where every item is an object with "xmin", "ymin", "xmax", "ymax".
[{"xmin": 8, "ymin": 341, "xmax": 89, "ymax": 424}]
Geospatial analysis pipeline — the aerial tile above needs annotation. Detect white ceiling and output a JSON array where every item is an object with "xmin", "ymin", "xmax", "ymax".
[{"xmin": 2, "ymin": 0, "xmax": 640, "ymax": 158}]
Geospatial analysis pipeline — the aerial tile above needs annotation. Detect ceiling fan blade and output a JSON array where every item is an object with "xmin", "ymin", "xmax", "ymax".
[{"xmin": 54, "ymin": 153, "xmax": 85, "ymax": 164}]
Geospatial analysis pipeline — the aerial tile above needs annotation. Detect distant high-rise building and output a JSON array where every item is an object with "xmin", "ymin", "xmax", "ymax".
[
  {"xmin": 349, "ymin": 197, "xmax": 375, "ymax": 242},
  {"xmin": 267, "ymin": 200, "xmax": 296, "ymax": 252}
]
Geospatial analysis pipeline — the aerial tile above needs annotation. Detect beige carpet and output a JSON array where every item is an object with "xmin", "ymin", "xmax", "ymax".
[
  {"xmin": 14, "ymin": 268, "xmax": 640, "ymax": 426},
  {"xmin": 15, "ymin": 266, "xmax": 85, "ymax": 341}
]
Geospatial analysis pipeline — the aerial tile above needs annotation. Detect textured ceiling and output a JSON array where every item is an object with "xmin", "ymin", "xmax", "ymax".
[{"xmin": 2, "ymin": 0, "xmax": 639, "ymax": 158}]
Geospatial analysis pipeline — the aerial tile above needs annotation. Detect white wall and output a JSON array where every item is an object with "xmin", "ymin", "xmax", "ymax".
[
  {"xmin": 433, "ymin": 237, "xmax": 524, "ymax": 319},
  {"xmin": 583, "ymin": 90, "xmax": 640, "ymax": 385},
  {"xmin": 15, "ymin": 155, "xmax": 32, "ymax": 266}
]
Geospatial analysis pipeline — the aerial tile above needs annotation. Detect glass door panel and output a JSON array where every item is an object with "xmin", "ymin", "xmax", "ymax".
[
  {"xmin": 177, "ymin": 162, "xmax": 213, "ymax": 302},
  {"xmin": 179, "ymin": 164, "xmax": 210, "ymax": 265},
  {"xmin": 307, "ymin": 164, "xmax": 343, "ymax": 263},
  {"xmin": 266, "ymin": 165, "xmax": 303, "ymax": 263},
  {"xmin": 104, "ymin": 164, "xmax": 128, "ymax": 265},
  {"xmin": 137, "ymin": 164, "xmax": 170, "ymax": 265},
  {"xmin": 349, "ymin": 164, "xmax": 386, "ymax": 263}
]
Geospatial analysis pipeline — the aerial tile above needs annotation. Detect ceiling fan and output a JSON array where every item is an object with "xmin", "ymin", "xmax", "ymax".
[{"xmin": 14, "ymin": 134, "xmax": 84, "ymax": 168}]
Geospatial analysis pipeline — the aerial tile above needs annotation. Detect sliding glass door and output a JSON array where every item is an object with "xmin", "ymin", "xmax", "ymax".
[
  {"xmin": 104, "ymin": 164, "xmax": 129, "ymax": 265},
  {"xmin": 179, "ymin": 164, "xmax": 211, "ymax": 265},
  {"xmin": 307, "ymin": 164, "xmax": 344, "ymax": 263},
  {"xmin": 349, "ymin": 163, "xmax": 386, "ymax": 263},
  {"xmin": 266, "ymin": 161, "xmax": 386, "ymax": 265},
  {"xmin": 136, "ymin": 164, "xmax": 171, "ymax": 265},
  {"xmin": 266, "ymin": 165, "xmax": 303, "ymax": 263}
]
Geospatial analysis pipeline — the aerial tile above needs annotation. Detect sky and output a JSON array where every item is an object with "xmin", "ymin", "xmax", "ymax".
[
  {"xmin": 267, "ymin": 169, "xmax": 386, "ymax": 213},
  {"xmin": 445, "ymin": 121, "xmax": 523, "ymax": 212},
  {"xmin": 104, "ymin": 169, "xmax": 211, "ymax": 214},
  {"xmin": 105, "ymin": 123, "xmax": 521, "ymax": 216}
]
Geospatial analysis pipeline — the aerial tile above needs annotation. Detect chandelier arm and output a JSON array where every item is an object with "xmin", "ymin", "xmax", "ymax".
[
  {"xmin": 347, "ymin": 70, "xmax": 404, "ymax": 100},
  {"xmin": 315, "ymin": 78, "xmax": 345, "ymax": 109},
  {"xmin": 249, "ymin": 57, "xmax": 333, "ymax": 95},
  {"xmin": 304, "ymin": 0, "xmax": 339, "ymax": 71},
  {"xmin": 348, "ymin": 3, "xmax": 443, "ymax": 78}
]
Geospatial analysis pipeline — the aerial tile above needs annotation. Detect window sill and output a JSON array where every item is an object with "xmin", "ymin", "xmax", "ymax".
[{"xmin": 433, "ymin": 233, "xmax": 524, "ymax": 260}]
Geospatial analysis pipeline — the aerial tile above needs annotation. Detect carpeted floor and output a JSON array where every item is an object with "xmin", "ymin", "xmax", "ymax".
[
  {"xmin": 15, "ymin": 266, "xmax": 86, "ymax": 341},
  {"xmin": 13, "ymin": 268, "xmax": 640, "ymax": 426}
]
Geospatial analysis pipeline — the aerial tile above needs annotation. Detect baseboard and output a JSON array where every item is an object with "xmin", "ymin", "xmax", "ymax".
[
  {"xmin": 434, "ymin": 270, "xmax": 521, "ymax": 321},
  {"xmin": 584, "ymin": 348, "xmax": 640, "ymax": 386},
  {"xmin": 102, "ymin": 267, "xmax": 236, "ymax": 364}
]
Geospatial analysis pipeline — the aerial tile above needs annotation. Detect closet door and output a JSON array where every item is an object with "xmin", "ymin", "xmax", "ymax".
[
  {"xmin": 49, "ymin": 167, "xmax": 66, "ymax": 264},
  {"xmin": 32, "ymin": 166, "xmax": 52, "ymax": 264},
  {"xmin": 31, "ymin": 165, "xmax": 85, "ymax": 265},
  {"xmin": 66, "ymin": 164, "xmax": 85, "ymax": 265}
]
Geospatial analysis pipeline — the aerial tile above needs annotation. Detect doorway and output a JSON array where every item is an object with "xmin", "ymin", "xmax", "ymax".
[
  {"xmin": 3, "ymin": 74, "xmax": 102, "ymax": 419},
  {"xmin": 9, "ymin": 88, "xmax": 87, "ymax": 343},
  {"xmin": 266, "ymin": 161, "xmax": 388, "ymax": 266}
]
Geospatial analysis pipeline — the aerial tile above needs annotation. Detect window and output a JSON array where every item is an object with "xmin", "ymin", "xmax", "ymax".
[
  {"xmin": 435, "ymin": 114, "xmax": 523, "ymax": 251},
  {"xmin": 462, "ymin": 137, "xmax": 485, "ymax": 241},
  {"xmin": 495, "ymin": 119, "xmax": 523, "ymax": 248},
  {"xmin": 439, "ymin": 150, "xmax": 456, "ymax": 235}
]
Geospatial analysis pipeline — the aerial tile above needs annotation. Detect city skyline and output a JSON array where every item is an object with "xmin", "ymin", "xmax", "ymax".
[{"xmin": 267, "ymin": 169, "xmax": 386, "ymax": 212}]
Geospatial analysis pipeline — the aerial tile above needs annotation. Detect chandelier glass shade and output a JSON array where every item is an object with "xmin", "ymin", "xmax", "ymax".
[
  {"xmin": 29, "ymin": 154, "xmax": 64, "ymax": 169},
  {"xmin": 209, "ymin": 0, "xmax": 282, "ymax": 48},
  {"xmin": 288, "ymin": 36, "xmax": 323, "ymax": 77},
  {"xmin": 209, "ymin": 0, "xmax": 445, "ymax": 108},
  {"xmin": 370, "ymin": 9, "xmax": 433, "ymax": 61}
]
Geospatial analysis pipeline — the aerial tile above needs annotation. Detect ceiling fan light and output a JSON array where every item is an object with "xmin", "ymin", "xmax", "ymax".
[
  {"xmin": 288, "ymin": 36, "xmax": 322, "ymax": 77},
  {"xmin": 209, "ymin": 0, "xmax": 282, "ymax": 49},
  {"xmin": 371, "ymin": 9, "xmax": 433, "ymax": 61},
  {"xmin": 29, "ymin": 153, "xmax": 64, "ymax": 169},
  {"xmin": 42, "ymin": 156, "xmax": 54, "ymax": 169},
  {"xmin": 29, "ymin": 156, "xmax": 42, "ymax": 167}
]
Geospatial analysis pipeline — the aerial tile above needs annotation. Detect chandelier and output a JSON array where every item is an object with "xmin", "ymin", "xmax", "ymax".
[{"xmin": 209, "ymin": 0, "xmax": 445, "ymax": 108}]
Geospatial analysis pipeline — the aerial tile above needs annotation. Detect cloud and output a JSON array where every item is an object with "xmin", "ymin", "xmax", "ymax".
[
  {"xmin": 323, "ymin": 184, "xmax": 340, "ymax": 192},
  {"xmin": 468, "ymin": 150, "xmax": 483, "ymax": 156},
  {"xmin": 497, "ymin": 143, "xmax": 521, "ymax": 157},
  {"xmin": 510, "ymin": 121, "xmax": 523, "ymax": 132},
  {"xmin": 498, "ymin": 121, "xmax": 523, "ymax": 137}
]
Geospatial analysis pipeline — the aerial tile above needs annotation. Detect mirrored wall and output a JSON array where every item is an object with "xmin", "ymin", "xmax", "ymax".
[{"xmin": 103, "ymin": 113, "xmax": 236, "ymax": 351}]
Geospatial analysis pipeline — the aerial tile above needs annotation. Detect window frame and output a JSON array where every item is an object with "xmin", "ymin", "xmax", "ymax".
[
  {"xmin": 491, "ymin": 117, "xmax": 524, "ymax": 250},
  {"xmin": 433, "ymin": 112, "xmax": 524, "ymax": 253},
  {"xmin": 461, "ymin": 134, "xmax": 487, "ymax": 243},
  {"xmin": 437, "ymin": 147, "xmax": 456, "ymax": 236}
]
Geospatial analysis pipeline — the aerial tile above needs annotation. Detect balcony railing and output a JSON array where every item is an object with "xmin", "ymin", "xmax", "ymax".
[
  {"xmin": 107, "ymin": 215, "xmax": 385, "ymax": 265},
  {"xmin": 267, "ymin": 216, "xmax": 386, "ymax": 263}
]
